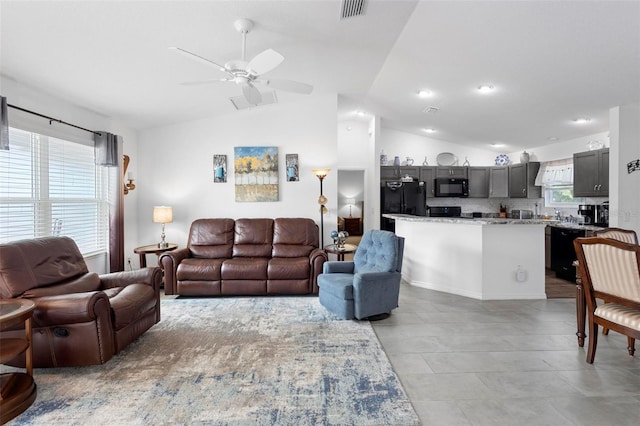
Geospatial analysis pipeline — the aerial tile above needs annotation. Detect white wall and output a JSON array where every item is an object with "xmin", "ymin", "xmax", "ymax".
[
  {"xmin": 508, "ymin": 131, "xmax": 609, "ymax": 162},
  {"xmin": 609, "ymin": 104, "xmax": 640, "ymax": 235},
  {"xmin": 380, "ymin": 128, "xmax": 496, "ymax": 167},
  {"xmin": 136, "ymin": 95, "xmax": 338, "ymax": 260}
]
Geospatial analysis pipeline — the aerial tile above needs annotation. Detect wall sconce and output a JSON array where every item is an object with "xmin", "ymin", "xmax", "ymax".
[
  {"xmin": 153, "ymin": 206, "xmax": 173, "ymax": 248},
  {"xmin": 123, "ymin": 154, "xmax": 136, "ymax": 195},
  {"xmin": 345, "ymin": 198, "xmax": 355, "ymax": 217},
  {"xmin": 312, "ymin": 168, "xmax": 330, "ymax": 247}
]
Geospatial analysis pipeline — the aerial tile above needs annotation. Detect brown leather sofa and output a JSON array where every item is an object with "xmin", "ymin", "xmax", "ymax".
[
  {"xmin": 160, "ymin": 218, "xmax": 327, "ymax": 296},
  {"xmin": 0, "ymin": 236, "xmax": 162, "ymax": 367}
]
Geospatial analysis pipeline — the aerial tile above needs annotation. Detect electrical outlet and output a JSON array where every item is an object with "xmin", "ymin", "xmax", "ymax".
[{"xmin": 127, "ymin": 257, "xmax": 132, "ymax": 270}]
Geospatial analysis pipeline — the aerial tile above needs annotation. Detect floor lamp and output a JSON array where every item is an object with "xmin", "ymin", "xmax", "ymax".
[{"xmin": 312, "ymin": 168, "xmax": 330, "ymax": 248}]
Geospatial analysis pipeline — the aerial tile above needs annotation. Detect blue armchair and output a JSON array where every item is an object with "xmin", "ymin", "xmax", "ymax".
[{"xmin": 318, "ymin": 230, "xmax": 404, "ymax": 320}]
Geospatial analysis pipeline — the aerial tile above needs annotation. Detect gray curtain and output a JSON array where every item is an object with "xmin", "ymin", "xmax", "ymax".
[
  {"xmin": 95, "ymin": 131, "xmax": 125, "ymax": 272},
  {"xmin": 94, "ymin": 131, "xmax": 118, "ymax": 166},
  {"xmin": 0, "ymin": 96, "xmax": 9, "ymax": 151}
]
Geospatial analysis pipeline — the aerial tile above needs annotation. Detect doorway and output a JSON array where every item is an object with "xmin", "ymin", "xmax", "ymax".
[{"xmin": 337, "ymin": 170, "xmax": 365, "ymax": 237}]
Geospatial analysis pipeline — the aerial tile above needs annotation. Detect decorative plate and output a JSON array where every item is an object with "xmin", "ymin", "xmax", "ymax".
[
  {"xmin": 495, "ymin": 154, "xmax": 510, "ymax": 166},
  {"xmin": 436, "ymin": 152, "xmax": 457, "ymax": 166}
]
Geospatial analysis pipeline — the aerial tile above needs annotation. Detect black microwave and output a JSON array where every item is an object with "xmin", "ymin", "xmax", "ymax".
[{"xmin": 434, "ymin": 178, "xmax": 469, "ymax": 197}]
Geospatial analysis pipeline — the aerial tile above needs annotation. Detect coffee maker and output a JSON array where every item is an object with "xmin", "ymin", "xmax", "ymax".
[
  {"xmin": 577, "ymin": 204, "xmax": 596, "ymax": 225},
  {"xmin": 595, "ymin": 202, "xmax": 609, "ymax": 227}
]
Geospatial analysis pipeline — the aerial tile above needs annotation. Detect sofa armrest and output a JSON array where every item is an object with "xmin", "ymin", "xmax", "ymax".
[
  {"xmin": 323, "ymin": 261, "xmax": 355, "ymax": 274},
  {"xmin": 310, "ymin": 248, "xmax": 329, "ymax": 294},
  {"xmin": 352, "ymin": 271, "xmax": 402, "ymax": 319},
  {"xmin": 99, "ymin": 267, "xmax": 163, "ymax": 294},
  {"xmin": 159, "ymin": 248, "xmax": 191, "ymax": 295},
  {"xmin": 30, "ymin": 291, "xmax": 112, "ymax": 327}
]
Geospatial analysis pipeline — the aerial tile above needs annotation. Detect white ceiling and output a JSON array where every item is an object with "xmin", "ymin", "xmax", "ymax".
[{"xmin": 1, "ymin": 1, "xmax": 639, "ymax": 152}]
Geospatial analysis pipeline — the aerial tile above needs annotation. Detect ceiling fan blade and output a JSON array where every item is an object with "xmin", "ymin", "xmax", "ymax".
[
  {"xmin": 168, "ymin": 47, "xmax": 229, "ymax": 74},
  {"xmin": 242, "ymin": 83, "xmax": 263, "ymax": 105},
  {"xmin": 266, "ymin": 78, "xmax": 313, "ymax": 94},
  {"xmin": 247, "ymin": 49, "xmax": 284, "ymax": 75},
  {"xmin": 180, "ymin": 78, "xmax": 229, "ymax": 86}
]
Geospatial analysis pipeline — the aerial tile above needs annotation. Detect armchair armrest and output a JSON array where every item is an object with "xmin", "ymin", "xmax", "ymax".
[
  {"xmin": 100, "ymin": 267, "xmax": 162, "ymax": 294},
  {"xmin": 323, "ymin": 261, "xmax": 355, "ymax": 274},
  {"xmin": 30, "ymin": 291, "xmax": 112, "ymax": 327},
  {"xmin": 159, "ymin": 248, "xmax": 191, "ymax": 295},
  {"xmin": 352, "ymin": 271, "xmax": 402, "ymax": 320},
  {"xmin": 310, "ymin": 248, "xmax": 329, "ymax": 294}
]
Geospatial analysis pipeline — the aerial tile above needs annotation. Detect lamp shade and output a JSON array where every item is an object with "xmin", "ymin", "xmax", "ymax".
[
  {"xmin": 312, "ymin": 168, "xmax": 330, "ymax": 179},
  {"xmin": 153, "ymin": 206, "xmax": 173, "ymax": 224},
  {"xmin": 346, "ymin": 198, "xmax": 355, "ymax": 205}
]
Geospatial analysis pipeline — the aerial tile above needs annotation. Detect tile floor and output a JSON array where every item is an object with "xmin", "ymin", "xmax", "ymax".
[{"xmin": 372, "ymin": 282, "xmax": 640, "ymax": 426}]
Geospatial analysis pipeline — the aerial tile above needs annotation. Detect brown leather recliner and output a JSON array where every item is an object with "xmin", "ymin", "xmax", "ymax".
[
  {"xmin": 0, "ymin": 236, "xmax": 162, "ymax": 367},
  {"xmin": 160, "ymin": 218, "xmax": 327, "ymax": 296}
]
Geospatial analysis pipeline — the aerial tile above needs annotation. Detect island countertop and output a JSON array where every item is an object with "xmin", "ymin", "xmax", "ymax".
[{"xmin": 382, "ymin": 213, "xmax": 554, "ymax": 225}]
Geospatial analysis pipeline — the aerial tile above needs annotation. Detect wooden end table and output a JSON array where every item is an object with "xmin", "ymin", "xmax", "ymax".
[
  {"xmin": 1, "ymin": 299, "xmax": 37, "ymax": 424},
  {"xmin": 324, "ymin": 243, "xmax": 358, "ymax": 261},
  {"xmin": 134, "ymin": 243, "xmax": 178, "ymax": 268}
]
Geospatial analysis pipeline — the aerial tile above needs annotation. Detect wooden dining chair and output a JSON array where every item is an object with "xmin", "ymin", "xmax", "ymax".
[{"xmin": 573, "ymin": 237, "xmax": 640, "ymax": 363}]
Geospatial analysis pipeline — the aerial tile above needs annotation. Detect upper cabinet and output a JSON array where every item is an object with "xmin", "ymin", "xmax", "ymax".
[
  {"xmin": 573, "ymin": 148, "xmax": 609, "ymax": 197},
  {"xmin": 508, "ymin": 162, "xmax": 541, "ymax": 198},
  {"xmin": 381, "ymin": 166, "xmax": 419, "ymax": 181},
  {"xmin": 489, "ymin": 166, "xmax": 509, "ymax": 198},
  {"xmin": 419, "ymin": 166, "xmax": 436, "ymax": 197},
  {"xmin": 435, "ymin": 166, "xmax": 468, "ymax": 178},
  {"xmin": 468, "ymin": 167, "xmax": 490, "ymax": 198}
]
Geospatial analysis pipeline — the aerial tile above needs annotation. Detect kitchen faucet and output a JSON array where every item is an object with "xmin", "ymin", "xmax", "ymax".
[{"xmin": 554, "ymin": 209, "xmax": 562, "ymax": 220}]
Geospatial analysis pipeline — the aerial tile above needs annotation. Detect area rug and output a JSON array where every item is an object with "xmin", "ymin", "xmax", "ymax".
[{"xmin": 10, "ymin": 297, "xmax": 419, "ymax": 425}]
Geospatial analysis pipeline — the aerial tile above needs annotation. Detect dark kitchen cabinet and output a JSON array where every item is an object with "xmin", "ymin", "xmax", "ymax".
[
  {"xmin": 489, "ymin": 166, "xmax": 509, "ymax": 198},
  {"xmin": 509, "ymin": 162, "xmax": 541, "ymax": 198},
  {"xmin": 573, "ymin": 148, "xmax": 609, "ymax": 197},
  {"xmin": 468, "ymin": 167, "xmax": 490, "ymax": 198},
  {"xmin": 381, "ymin": 166, "xmax": 419, "ymax": 181},
  {"xmin": 419, "ymin": 166, "xmax": 436, "ymax": 197},
  {"xmin": 435, "ymin": 166, "xmax": 468, "ymax": 178}
]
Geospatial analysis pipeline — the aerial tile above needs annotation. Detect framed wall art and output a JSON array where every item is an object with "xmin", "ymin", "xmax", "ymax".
[
  {"xmin": 234, "ymin": 146, "xmax": 279, "ymax": 202},
  {"xmin": 285, "ymin": 154, "xmax": 299, "ymax": 182},
  {"xmin": 213, "ymin": 154, "xmax": 227, "ymax": 183}
]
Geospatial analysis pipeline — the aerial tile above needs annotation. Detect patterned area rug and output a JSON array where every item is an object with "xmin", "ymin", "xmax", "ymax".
[{"xmin": 10, "ymin": 297, "xmax": 419, "ymax": 425}]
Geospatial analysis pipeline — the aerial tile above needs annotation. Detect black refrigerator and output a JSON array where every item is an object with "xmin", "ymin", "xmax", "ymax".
[{"xmin": 380, "ymin": 181, "xmax": 427, "ymax": 232}]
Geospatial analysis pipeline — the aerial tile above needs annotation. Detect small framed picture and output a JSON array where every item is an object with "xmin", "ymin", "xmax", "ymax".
[
  {"xmin": 286, "ymin": 154, "xmax": 299, "ymax": 182},
  {"xmin": 213, "ymin": 154, "xmax": 227, "ymax": 183}
]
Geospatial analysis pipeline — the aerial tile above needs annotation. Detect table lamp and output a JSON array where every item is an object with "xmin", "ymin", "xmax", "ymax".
[{"xmin": 153, "ymin": 206, "xmax": 173, "ymax": 248}]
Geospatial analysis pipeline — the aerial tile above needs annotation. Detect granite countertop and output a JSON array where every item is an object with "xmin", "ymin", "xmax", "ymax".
[{"xmin": 383, "ymin": 214, "xmax": 554, "ymax": 225}]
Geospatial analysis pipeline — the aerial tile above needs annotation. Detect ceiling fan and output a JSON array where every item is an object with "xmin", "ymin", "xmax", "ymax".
[{"xmin": 169, "ymin": 18, "xmax": 313, "ymax": 105}]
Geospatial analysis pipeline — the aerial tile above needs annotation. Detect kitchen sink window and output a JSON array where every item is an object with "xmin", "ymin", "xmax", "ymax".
[{"xmin": 536, "ymin": 159, "xmax": 585, "ymax": 208}]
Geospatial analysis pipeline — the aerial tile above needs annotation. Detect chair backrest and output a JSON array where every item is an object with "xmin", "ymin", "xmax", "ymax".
[
  {"xmin": 353, "ymin": 230, "xmax": 403, "ymax": 274},
  {"xmin": 0, "ymin": 236, "xmax": 89, "ymax": 298},
  {"xmin": 594, "ymin": 227, "xmax": 638, "ymax": 245},
  {"xmin": 573, "ymin": 237, "xmax": 640, "ymax": 303}
]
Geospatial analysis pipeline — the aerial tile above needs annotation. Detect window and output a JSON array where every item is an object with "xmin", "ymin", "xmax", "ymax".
[
  {"xmin": 544, "ymin": 185, "xmax": 585, "ymax": 208},
  {"xmin": 0, "ymin": 127, "xmax": 109, "ymax": 255}
]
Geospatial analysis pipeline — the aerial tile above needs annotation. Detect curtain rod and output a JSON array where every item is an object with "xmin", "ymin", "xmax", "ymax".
[{"xmin": 8, "ymin": 103, "xmax": 102, "ymax": 136}]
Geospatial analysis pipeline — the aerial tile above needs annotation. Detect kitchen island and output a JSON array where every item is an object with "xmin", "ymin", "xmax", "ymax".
[{"xmin": 386, "ymin": 214, "xmax": 552, "ymax": 300}]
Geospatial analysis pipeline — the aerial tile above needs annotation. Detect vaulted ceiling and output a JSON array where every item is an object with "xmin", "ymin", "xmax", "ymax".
[{"xmin": 1, "ymin": 1, "xmax": 638, "ymax": 152}]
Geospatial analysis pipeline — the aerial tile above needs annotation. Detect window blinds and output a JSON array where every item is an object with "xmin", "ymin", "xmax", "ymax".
[{"xmin": 0, "ymin": 127, "xmax": 109, "ymax": 255}]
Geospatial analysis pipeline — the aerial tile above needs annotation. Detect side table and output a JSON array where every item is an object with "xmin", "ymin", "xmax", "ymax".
[
  {"xmin": 134, "ymin": 243, "xmax": 178, "ymax": 268},
  {"xmin": 324, "ymin": 243, "xmax": 358, "ymax": 261},
  {"xmin": 0, "ymin": 299, "xmax": 37, "ymax": 424}
]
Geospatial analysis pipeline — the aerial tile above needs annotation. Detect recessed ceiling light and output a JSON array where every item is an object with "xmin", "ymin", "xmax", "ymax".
[
  {"xmin": 423, "ymin": 128, "xmax": 436, "ymax": 133},
  {"xmin": 418, "ymin": 90, "xmax": 433, "ymax": 98},
  {"xmin": 355, "ymin": 110, "xmax": 365, "ymax": 117},
  {"xmin": 490, "ymin": 143, "xmax": 505, "ymax": 148},
  {"xmin": 548, "ymin": 137, "xmax": 559, "ymax": 141},
  {"xmin": 573, "ymin": 117, "xmax": 591, "ymax": 124},
  {"xmin": 477, "ymin": 85, "xmax": 495, "ymax": 94}
]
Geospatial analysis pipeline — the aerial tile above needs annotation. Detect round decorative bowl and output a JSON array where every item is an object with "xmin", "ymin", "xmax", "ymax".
[{"xmin": 495, "ymin": 154, "xmax": 510, "ymax": 166}]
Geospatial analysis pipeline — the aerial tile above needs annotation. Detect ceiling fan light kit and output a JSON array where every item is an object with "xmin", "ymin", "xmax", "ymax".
[{"xmin": 170, "ymin": 18, "xmax": 313, "ymax": 106}]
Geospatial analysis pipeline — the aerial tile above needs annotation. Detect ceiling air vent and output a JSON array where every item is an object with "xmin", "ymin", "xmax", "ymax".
[
  {"xmin": 229, "ymin": 91, "xmax": 278, "ymax": 110},
  {"xmin": 423, "ymin": 106, "xmax": 440, "ymax": 114},
  {"xmin": 341, "ymin": 0, "xmax": 367, "ymax": 19}
]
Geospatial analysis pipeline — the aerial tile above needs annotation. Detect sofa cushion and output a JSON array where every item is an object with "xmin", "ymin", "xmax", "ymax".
[
  {"xmin": 0, "ymin": 236, "xmax": 89, "ymax": 298},
  {"xmin": 268, "ymin": 257, "xmax": 310, "ymax": 279},
  {"xmin": 177, "ymin": 258, "xmax": 224, "ymax": 281},
  {"xmin": 103, "ymin": 284, "xmax": 156, "ymax": 331},
  {"xmin": 232, "ymin": 218, "xmax": 273, "ymax": 257},
  {"xmin": 188, "ymin": 218, "xmax": 235, "ymax": 258},
  {"xmin": 272, "ymin": 218, "xmax": 318, "ymax": 258},
  {"xmin": 221, "ymin": 258, "xmax": 269, "ymax": 280}
]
